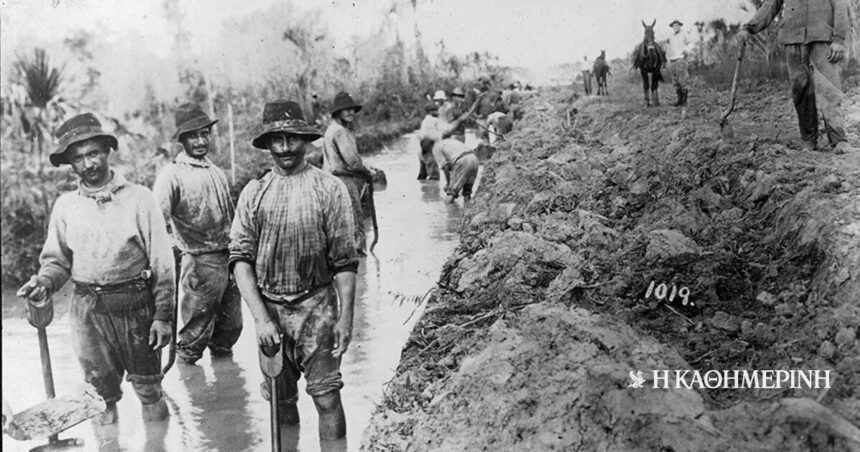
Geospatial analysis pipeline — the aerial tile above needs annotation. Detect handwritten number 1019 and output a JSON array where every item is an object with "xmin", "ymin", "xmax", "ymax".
[{"xmin": 645, "ymin": 281, "xmax": 692, "ymax": 306}]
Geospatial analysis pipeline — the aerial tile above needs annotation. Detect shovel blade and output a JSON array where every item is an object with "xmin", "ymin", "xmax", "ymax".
[
  {"xmin": 259, "ymin": 343, "xmax": 285, "ymax": 378},
  {"xmin": 4, "ymin": 384, "xmax": 105, "ymax": 441}
]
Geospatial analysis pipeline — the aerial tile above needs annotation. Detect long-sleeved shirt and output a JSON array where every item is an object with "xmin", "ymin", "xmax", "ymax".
[
  {"xmin": 417, "ymin": 115, "xmax": 447, "ymax": 142},
  {"xmin": 745, "ymin": 0, "xmax": 850, "ymax": 45},
  {"xmin": 323, "ymin": 121, "xmax": 372, "ymax": 178},
  {"xmin": 665, "ymin": 31, "xmax": 693, "ymax": 61},
  {"xmin": 38, "ymin": 172, "xmax": 175, "ymax": 321},
  {"xmin": 228, "ymin": 164, "xmax": 359, "ymax": 300},
  {"xmin": 152, "ymin": 152, "xmax": 234, "ymax": 254}
]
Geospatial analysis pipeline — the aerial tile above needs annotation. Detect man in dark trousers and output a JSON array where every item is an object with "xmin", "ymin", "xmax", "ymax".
[
  {"xmin": 17, "ymin": 113, "xmax": 175, "ymax": 424},
  {"xmin": 737, "ymin": 0, "xmax": 854, "ymax": 153},
  {"xmin": 153, "ymin": 103, "xmax": 242, "ymax": 365},
  {"xmin": 230, "ymin": 100, "xmax": 359, "ymax": 440}
]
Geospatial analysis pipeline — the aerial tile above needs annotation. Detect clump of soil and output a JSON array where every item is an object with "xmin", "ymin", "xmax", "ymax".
[{"xmin": 363, "ymin": 80, "xmax": 860, "ymax": 451}]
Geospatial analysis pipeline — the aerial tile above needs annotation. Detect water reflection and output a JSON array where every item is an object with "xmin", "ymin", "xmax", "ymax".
[{"xmin": 177, "ymin": 356, "xmax": 254, "ymax": 451}]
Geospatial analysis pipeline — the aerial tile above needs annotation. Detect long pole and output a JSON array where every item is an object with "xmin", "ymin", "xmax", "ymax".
[{"xmin": 228, "ymin": 103, "xmax": 236, "ymax": 185}]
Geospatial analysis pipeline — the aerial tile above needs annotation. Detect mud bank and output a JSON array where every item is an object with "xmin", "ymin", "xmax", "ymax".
[{"xmin": 363, "ymin": 81, "xmax": 860, "ymax": 451}]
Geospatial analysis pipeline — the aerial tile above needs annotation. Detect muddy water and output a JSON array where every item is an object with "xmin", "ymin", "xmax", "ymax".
[{"xmin": 1, "ymin": 133, "xmax": 476, "ymax": 452}]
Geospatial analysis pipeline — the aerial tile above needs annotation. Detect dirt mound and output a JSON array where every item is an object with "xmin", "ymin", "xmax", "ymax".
[{"xmin": 363, "ymin": 81, "xmax": 860, "ymax": 451}]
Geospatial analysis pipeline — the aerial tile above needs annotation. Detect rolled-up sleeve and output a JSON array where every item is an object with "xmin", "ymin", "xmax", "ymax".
[
  {"xmin": 139, "ymin": 191, "xmax": 176, "ymax": 322},
  {"xmin": 228, "ymin": 180, "xmax": 260, "ymax": 268},
  {"xmin": 744, "ymin": 0, "xmax": 783, "ymax": 34},
  {"xmin": 324, "ymin": 179, "xmax": 359, "ymax": 274},
  {"xmin": 37, "ymin": 198, "xmax": 72, "ymax": 292}
]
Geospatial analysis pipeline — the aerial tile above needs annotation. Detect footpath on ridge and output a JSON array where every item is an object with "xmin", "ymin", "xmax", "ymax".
[{"xmin": 362, "ymin": 78, "xmax": 860, "ymax": 451}]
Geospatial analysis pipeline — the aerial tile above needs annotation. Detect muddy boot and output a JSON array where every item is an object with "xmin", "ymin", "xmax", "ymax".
[
  {"xmin": 141, "ymin": 398, "xmax": 169, "ymax": 422},
  {"xmin": 644, "ymin": 90, "xmax": 651, "ymax": 107},
  {"xmin": 652, "ymin": 90, "xmax": 660, "ymax": 106},
  {"xmin": 97, "ymin": 403, "xmax": 119, "ymax": 425},
  {"xmin": 833, "ymin": 141, "xmax": 856, "ymax": 154},
  {"xmin": 682, "ymin": 88, "xmax": 689, "ymax": 106}
]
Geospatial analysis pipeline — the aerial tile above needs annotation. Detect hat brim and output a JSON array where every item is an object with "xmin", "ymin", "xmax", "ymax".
[
  {"xmin": 252, "ymin": 126, "xmax": 323, "ymax": 149},
  {"xmin": 669, "ymin": 21, "xmax": 683, "ymax": 27},
  {"xmin": 173, "ymin": 118, "xmax": 219, "ymax": 140},
  {"xmin": 330, "ymin": 103, "xmax": 362, "ymax": 115},
  {"xmin": 50, "ymin": 132, "xmax": 118, "ymax": 167}
]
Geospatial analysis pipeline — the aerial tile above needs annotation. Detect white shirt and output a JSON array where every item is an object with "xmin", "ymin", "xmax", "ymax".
[{"xmin": 665, "ymin": 31, "xmax": 693, "ymax": 61}]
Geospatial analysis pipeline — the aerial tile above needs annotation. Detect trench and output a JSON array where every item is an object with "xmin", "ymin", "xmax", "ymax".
[{"xmin": 1, "ymin": 132, "xmax": 475, "ymax": 452}]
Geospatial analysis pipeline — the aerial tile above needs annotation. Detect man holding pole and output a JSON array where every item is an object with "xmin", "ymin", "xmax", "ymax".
[
  {"xmin": 17, "ymin": 113, "xmax": 175, "ymax": 424},
  {"xmin": 737, "ymin": 0, "xmax": 854, "ymax": 153},
  {"xmin": 230, "ymin": 100, "xmax": 359, "ymax": 440},
  {"xmin": 153, "ymin": 102, "xmax": 242, "ymax": 365},
  {"xmin": 323, "ymin": 91, "xmax": 375, "ymax": 256}
]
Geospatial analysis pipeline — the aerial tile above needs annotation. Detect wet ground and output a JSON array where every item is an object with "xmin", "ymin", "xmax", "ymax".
[{"xmin": 2, "ymin": 133, "xmax": 479, "ymax": 452}]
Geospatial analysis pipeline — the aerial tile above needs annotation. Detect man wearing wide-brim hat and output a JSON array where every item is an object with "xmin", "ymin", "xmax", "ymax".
[
  {"xmin": 230, "ymin": 100, "xmax": 359, "ymax": 440},
  {"xmin": 18, "ymin": 112, "xmax": 175, "ymax": 424},
  {"xmin": 322, "ymin": 91, "xmax": 375, "ymax": 256},
  {"xmin": 153, "ymin": 103, "xmax": 242, "ymax": 366},
  {"xmin": 664, "ymin": 19, "xmax": 694, "ymax": 107}
]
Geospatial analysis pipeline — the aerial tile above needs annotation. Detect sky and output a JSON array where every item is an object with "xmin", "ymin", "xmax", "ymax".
[{"xmin": 0, "ymin": 0, "xmax": 753, "ymax": 111}]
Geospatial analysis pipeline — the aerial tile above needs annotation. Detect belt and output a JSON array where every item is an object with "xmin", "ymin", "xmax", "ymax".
[
  {"xmin": 74, "ymin": 268, "xmax": 152, "ymax": 294},
  {"xmin": 263, "ymin": 284, "xmax": 329, "ymax": 305},
  {"xmin": 453, "ymin": 151, "xmax": 476, "ymax": 164}
]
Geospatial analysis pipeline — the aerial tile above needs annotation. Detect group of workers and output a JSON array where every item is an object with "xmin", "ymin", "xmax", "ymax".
[
  {"xmin": 16, "ymin": 91, "xmax": 382, "ymax": 441},
  {"xmin": 415, "ymin": 77, "xmax": 520, "ymax": 202}
]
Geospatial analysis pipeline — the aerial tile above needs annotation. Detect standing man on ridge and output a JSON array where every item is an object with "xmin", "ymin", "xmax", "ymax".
[{"xmin": 737, "ymin": 0, "xmax": 854, "ymax": 153}]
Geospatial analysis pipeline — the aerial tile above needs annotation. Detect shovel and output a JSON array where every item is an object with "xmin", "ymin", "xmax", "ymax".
[
  {"xmin": 719, "ymin": 40, "xmax": 746, "ymax": 139},
  {"xmin": 259, "ymin": 340, "xmax": 285, "ymax": 452},
  {"xmin": 3, "ymin": 296, "xmax": 105, "ymax": 450}
]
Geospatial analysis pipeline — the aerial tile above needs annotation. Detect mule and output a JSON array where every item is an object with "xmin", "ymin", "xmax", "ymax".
[
  {"xmin": 632, "ymin": 20, "xmax": 666, "ymax": 107},
  {"xmin": 593, "ymin": 50, "xmax": 611, "ymax": 96}
]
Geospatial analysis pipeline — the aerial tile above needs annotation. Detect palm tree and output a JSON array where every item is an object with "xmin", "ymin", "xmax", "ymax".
[{"xmin": 10, "ymin": 48, "xmax": 69, "ymax": 171}]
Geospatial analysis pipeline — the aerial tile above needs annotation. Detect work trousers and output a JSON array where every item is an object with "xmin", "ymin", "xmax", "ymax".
[
  {"xmin": 259, "ymin": 286, "xmax": 344, "ymax": 405},
  {"xmin": 445, "ymin": 153, "xmax": 479, "ymax": 199},
  {"xmin": 71, "ymin": 282, "xmax": 164, "ymax": 406},
  {"xmin": 336, "ymin": 175, "xmax": 367, "ymax": 254},
  {"xmin": 667, "ymin": 58, "xmax": 690, "ymax": 89},
  {"xmin": 177, "ymin": 251, "xmax": 243, "ymax": 362},
  {"xmin": 785, "ymin": 42, "xmax": 846, "ymax": 146}
]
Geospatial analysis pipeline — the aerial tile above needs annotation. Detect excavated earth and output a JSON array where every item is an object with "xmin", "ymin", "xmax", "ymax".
[{"xmin": 362, "ymin": 78, "xmax": 860, "ymax": 451}]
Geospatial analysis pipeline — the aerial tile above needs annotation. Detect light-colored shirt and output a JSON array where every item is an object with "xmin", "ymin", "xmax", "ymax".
[
  {"xmin": 665, "ymin": 31, "xmax": 693, "ymax": 61},
  {"xmin": 323, "ymin": 121, "xmax": 371, "ymax": 177},
  {"xmin": 228, "ymin": 164, "xmax": 359, "ymax": 300},
  {"xmin": 745, "ymin": 0, "xmax": 850, "ymax": 46},
  {"xmin": 432, "ymin": 139, "xmax": 472, "ymax": 170},
  {"xmin": 38, "ymin": 172, "xmax": 175, "ymax": 321},
  {"xmin": 417, "ymin": 115, "xmax": 447, "ymax": 142},
  {"xmin": 153, "ymin": 153, "xmax": 234, "ymax": 254}
]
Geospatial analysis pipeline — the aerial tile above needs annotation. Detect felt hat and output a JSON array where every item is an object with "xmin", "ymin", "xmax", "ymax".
[
  {"xmin": 432, "ymin": 90, "xmax": 447, "ymax": 101},
  {"xmin": 50, "ymin": 113, "xmax": 118, "ymax": 167},
  {"xmin": 251, "ymin": 100, "xmax": 322, "ymax": 149},
  {"xmin": 669, "ymin": 19, "xmax": 683, "ymax": 27},
  {"xmin": 451, "ymin": 87, "xmax": 465, "ymax": 97},
  {"xmin": 330, "ymin": 91, "xmax": 362, "ymax": 115},
  {"xmin": 173, "ymin": 103, "xmax": 218, "ymax": 140}
]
